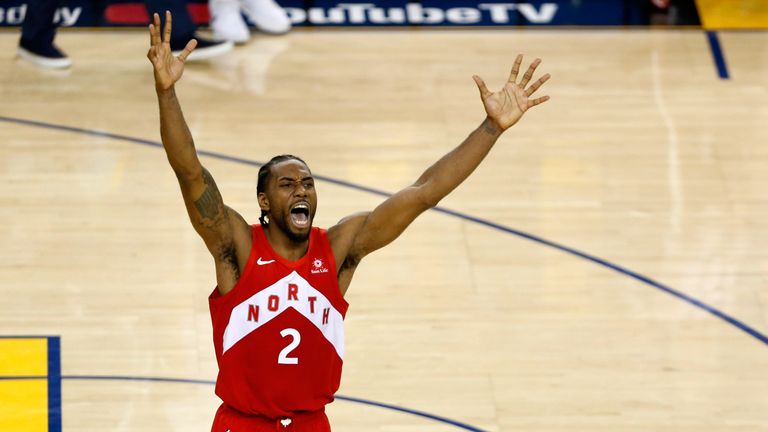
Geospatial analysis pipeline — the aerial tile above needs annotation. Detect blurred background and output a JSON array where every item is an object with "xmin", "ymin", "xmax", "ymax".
[{"xmin": 1, "ymin": 1, "xmax": 767, "ymax": 431}]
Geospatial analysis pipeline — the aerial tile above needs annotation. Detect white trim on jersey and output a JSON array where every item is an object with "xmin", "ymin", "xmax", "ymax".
[{"xmin": 221, "ymin": 271, "xmax": 345, "ymax": 359}]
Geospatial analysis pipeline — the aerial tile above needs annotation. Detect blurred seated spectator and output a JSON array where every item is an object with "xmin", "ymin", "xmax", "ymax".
[
  {"xmin": 18, "ymin": 0, "xmax": 233, "ymax": 69},
  {"xmin": 209, "ymin": 0, "xmax": 290, "ymax": 44}
]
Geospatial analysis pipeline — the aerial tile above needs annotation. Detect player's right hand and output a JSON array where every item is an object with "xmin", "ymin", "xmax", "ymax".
[{"xmin": 147, "ymin": 11, "xmax": 197, "ymax": 91}]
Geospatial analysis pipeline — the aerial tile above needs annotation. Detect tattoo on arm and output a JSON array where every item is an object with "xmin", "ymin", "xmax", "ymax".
[{"xmin": 194, "ymin": 169, "xmax": 224, "ymax": 222}]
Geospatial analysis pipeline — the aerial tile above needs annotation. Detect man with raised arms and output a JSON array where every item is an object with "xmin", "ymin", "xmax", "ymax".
[{"xmin": 147, "ymin": 11, "xmax": 550, "ymax": 431}]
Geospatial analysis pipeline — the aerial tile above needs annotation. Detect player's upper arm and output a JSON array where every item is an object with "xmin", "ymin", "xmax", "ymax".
[
  {"xmin": 176, "ymin": 166, "xmax": 250, "ymax": 258},
  {"xmin": 332, "ymin": 184, "xmax": 433, "ymax": 265}
]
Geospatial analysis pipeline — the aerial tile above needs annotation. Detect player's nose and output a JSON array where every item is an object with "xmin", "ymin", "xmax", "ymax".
[{"xmin": 294, "ymin": 183, "xmax": 308, "ymax": 197}]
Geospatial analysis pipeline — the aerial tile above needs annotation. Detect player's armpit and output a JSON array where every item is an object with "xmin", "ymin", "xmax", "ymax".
[
  {"xmin": 327, "ymin": 212, "xmax": 367, "ymax": 273},
  {"xmin": 333, "ymin": 185, "xmax": 432, "ymax": 265}
]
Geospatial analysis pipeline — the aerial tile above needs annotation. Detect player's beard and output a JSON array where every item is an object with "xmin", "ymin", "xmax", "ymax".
[
  {"xmin": 286, "ymin": 225, "xmax": 310, "ymax": 243},
  {"xmin": 272, "ymin": 211, "xmax": 312, "ymax": 244}
]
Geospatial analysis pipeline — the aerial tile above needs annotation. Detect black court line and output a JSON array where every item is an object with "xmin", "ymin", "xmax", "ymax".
[
  {"xmin": 0, "ymin": 375, "xmax": 48, "ymax": 380},
  {"xmin": 62, "ymin": 375, "xmax": 485, "ymax": 431},
  {"xmin": 1, "ymin": 115, "xmax": 765, "ymax": 347}
]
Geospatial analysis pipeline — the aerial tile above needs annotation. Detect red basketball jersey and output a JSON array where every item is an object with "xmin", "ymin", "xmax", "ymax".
[{"xmin": 208, "ymin": 225, "xmax": 348, "ymax": 418}]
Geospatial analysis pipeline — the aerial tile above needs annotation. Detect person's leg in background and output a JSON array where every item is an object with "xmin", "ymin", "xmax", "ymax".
[
  {"xmin": 209, "ymin": 0, "xmax": 291, "ymax": 43},
  {"xmin": 144, "ymin": 0, "xmax": 234, "ymax": 60},
  {"xmin": 18, "ymin": 0, "xmax": 72, "ymax": 69},
  {"xmin": 209, "ymin": 0, "xmax": 250, "ymax": 43}
]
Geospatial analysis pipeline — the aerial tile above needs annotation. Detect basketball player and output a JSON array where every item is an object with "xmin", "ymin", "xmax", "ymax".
[{"xmin": 147, "ymin": 11, "xmax": 550, "ymax": 432}]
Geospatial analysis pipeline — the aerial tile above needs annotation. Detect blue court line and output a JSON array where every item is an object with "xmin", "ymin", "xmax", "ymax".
[
  {"xmin": 706, "ymin": 31, "xmax": 730, "ymax": 79},
  {"xmin": 61, "ymin": 375, "xmax": 485, "ymax": 431},
  {"xmin": 47, "ymin": 337, "xmax": 62, "ymax": 432},
  {"xmin": 334, "ymin": 395, "xmax": 485, "ymax": 431},
  {"xmin": 63, "ymin": 375, "xmax": 216, "ymax": 385},
  {"xmin": 1, "ymin": 114, "xmax": 765, "ymax": 348}
]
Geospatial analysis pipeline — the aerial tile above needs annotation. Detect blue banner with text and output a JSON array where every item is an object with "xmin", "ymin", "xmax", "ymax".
[{"xmin": 0, "ymin": 0, "xmax": 700, "ymax": 27}]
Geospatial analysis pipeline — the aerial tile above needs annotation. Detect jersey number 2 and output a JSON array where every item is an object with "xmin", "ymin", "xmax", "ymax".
[{"xmin": 278, "ymin": 328, "xmax": 300, "ymax": 365}]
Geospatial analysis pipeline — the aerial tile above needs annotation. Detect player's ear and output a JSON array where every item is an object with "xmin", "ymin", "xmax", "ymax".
[{"xmin": 258, "ymin": 192, "xmax": 269, "ymax": 212}]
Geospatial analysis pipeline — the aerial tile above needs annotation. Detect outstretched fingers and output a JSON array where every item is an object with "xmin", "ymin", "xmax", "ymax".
[
  {"xmin": 508, "ymin": 54, "xmax": 523, "ymax": 83},
  {"xmin": 149, "ymin": 13, "xmax": 161, "ymax": 47},
  {"xmin": 527, "ymin": 95, "xmax": 550, "ymax": 108},
  {"xmin": 163, "ymin": 11, "xmax": 172, "ymax": 44},
  {"xmin": 519, "ymin": 58, "xmax": 541, "ymax": 88},
  {"xmin": 524, "ymin": 73, "xmax": 550, "ymax": 97},
  {"xmin": 177, "ymin": 39, "xmax": 198, "ymax": 62},
  {"xmin": 473, "ymin": 75, "xmax": 492, "ymax": 99}
]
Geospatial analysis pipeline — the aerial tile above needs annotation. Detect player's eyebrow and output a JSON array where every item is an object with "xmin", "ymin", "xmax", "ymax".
[{"xmin": 277, "ymin": 176, "xmax": 314, "ymax": 182}]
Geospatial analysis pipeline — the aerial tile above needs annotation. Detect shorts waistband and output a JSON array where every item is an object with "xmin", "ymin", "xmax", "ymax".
[{"xmin": 215, "ymin": 403, "xmax": 327, "ymax": 429}]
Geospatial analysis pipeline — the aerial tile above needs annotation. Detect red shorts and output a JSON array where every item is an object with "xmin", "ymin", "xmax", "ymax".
[{"xmin": 211, "ymin": 404, "xmax": 331, "ymax": 432}]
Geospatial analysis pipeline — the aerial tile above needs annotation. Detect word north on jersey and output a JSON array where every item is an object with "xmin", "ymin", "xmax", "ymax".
[{"xmin": 222, "ymin": 271, "xmax": 345, "ymax": 359}]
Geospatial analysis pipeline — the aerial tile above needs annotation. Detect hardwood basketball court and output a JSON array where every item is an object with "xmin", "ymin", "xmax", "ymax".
[{"xmin": 0, "ymin": 25, "xmax": 766, "ymax": 431}]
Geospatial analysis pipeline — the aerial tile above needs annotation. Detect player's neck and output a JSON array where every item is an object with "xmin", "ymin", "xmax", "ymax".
[{"xmin": 264, "ymin": 224, "xmax": 309, "ymax": 262}]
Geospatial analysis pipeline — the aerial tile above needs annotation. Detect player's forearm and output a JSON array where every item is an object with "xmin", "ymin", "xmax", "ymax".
[
  {"xmin": 415, "ymin": 117, "xmax": 503, "ymax": 207},
  {"xmin": 156, "ymin": 87, "xmax": 203, "ymax": 180}
]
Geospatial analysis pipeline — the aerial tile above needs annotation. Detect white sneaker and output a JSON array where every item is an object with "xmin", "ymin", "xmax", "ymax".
[
  {"xmin": 210, "ymin": 0, "xmax": 251, "ymax": 44},
  {"xmin": 241, "ymin": 0, "xmax": 291, "ymax": 34}
]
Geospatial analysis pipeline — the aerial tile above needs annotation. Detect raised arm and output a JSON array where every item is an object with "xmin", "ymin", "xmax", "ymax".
[
  {"xmin": 330, "ymin": 55, "xmax": 550, "ymax": 289},
  {"xmin": 147, "ymin": 12, "xmax": 250, "ymax": 294}
]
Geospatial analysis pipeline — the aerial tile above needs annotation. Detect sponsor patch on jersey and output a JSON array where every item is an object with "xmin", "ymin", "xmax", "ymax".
[{"xmin": 311, "ymin": 258, "xmax": 329, "ymax": 274}]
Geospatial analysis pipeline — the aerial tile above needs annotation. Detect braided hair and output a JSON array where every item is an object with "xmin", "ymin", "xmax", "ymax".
[{"xmin": 257, "ymin": 154, "xmax": 310, "ymax": 227}]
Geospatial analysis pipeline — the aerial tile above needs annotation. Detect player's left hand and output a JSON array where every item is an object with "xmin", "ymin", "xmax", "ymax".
[{"xmin": 473, "ymin": 54, "xmax": 551, "ymax": 131}]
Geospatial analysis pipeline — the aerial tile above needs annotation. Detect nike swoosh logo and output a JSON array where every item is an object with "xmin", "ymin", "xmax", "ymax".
[{"xmin": 257, "ymin": 258, "xmax": 275, "ymax": 265}]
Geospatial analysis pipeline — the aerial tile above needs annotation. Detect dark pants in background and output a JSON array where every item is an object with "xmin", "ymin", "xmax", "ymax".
[{"xmin": 21, "ymin": 0, "xmax": 199, "ymax": 48}]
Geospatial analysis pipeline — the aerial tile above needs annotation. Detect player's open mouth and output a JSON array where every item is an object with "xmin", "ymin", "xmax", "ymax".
[{"xmin": 290, "ymin": 202, "xmax": 310, "ymax": 228}]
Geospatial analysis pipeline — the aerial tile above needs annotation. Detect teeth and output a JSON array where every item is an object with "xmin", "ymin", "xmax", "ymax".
[{"xmin": 293, "ymin": 203, "xmax": 309, "ymax": 210}]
